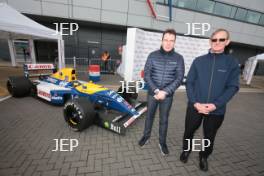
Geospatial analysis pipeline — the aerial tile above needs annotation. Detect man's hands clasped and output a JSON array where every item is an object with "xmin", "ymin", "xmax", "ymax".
[
  {"xmin": 194, "ymin": 103, "xmax": 216, "ymax": 115},
  {"xmin": 154, "ymin": 90, "xmax": 167, "ymax": 100}
]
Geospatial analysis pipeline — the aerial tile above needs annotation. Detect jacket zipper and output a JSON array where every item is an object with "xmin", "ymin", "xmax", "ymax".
[
  {"xmin": 206, "ymin": 54, "xmax": 216, "ymax": 103},
  {"xmin": 161, "ymin": 57, "xmax": 167, "ymax": 88}
]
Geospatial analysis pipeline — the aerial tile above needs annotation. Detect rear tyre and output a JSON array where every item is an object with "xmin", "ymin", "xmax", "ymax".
[
  {"xmin": 7, "ymin": 76, "xmax": 32, "ymax": 97},
  {"xmin": 64, "ymin": 98, "xmax": 96, "ymax": 131}
]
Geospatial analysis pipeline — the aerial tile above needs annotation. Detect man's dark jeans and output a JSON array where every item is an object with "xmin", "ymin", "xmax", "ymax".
[{"xmin": 143, "ymin": 94, "xmax": 173, "ymax": 145}]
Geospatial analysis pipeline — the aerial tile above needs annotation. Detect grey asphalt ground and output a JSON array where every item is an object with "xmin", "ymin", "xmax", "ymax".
[{"xmin": 0, "ymin": 91, "xmax": 264, "ymax": 176}]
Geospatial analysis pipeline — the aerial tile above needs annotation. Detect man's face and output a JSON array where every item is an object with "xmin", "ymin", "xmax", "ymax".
[
  {"xmin": 161, "ymin": 33, "xmax": 176, "ymax": 52},
  {"xmin": 210, "ymin": 31, "xmax": 230, "ymax": 53}
]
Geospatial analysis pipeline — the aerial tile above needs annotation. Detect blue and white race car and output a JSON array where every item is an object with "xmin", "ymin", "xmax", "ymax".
[{"xmin": 7, "ymin": 64, "xmax": 147, "ymax": 134}]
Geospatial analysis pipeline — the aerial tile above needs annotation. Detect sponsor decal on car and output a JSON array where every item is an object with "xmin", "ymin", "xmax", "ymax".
[
  {"xmin": 59, "ymin": 81, "xmax": 68, "ymax": 87},
  {"xmin": 46, "ymin": 77, "xmax": 58, "ymax": 84},
  {"xmin": 110, "ymin": 123, "xmax": 121, "ymax": 134},
  {"xmin": 107, "ymin": 90, "xmax": 115, "ymax": 96},
  {"xmin": 104, "ymin": 122, "xmax": 110, "ymax": 128},
  {"xmin": 27, "ymin": 64, "xmax": 54, "ymax": 70},
  {"xmin": 38, "ymin": 90, "xmax": 51, "ymax": 98},
  {"xmin": 112, "ymin": 93, "xmax": 118, "ymax": 99},
  {"xmin": 117, "ymin": 97, "xmax": 123, "ymax": 103},
  {"xmin": 52, "ymin": 96, "xmax": 63, "ymax": 100}
]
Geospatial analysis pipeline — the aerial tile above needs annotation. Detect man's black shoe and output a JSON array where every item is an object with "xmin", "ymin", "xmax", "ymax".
[
  {"xmin": 180, "ymin": 151, "xmax": 190, "ymax": 163},
  {"xmin": 138, "ymin": 136, "xmax": 149, "ymax": 147},
  {"xmin": 199, "ymin": 155, "xmax": 208, "ymax": 171},
  {"xmin": 159, "ymin": 143, "xmax": 169, "ymax": 155}
]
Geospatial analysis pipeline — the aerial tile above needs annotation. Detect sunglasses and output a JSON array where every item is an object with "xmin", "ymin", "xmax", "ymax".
[{"xmin": 211, "ymin": 38, "xmax": 227, "ymax": 42}]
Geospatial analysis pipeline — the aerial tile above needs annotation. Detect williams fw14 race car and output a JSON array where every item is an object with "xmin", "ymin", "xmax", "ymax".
[{"xmin": 7, "ymin": 64, "xmax": 147, "ymax": 135}]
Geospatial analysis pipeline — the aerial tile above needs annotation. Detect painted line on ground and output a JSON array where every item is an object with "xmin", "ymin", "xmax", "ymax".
[{"xmin": 0, "ymin": 95, "xmax": 11, "ymax": 102}]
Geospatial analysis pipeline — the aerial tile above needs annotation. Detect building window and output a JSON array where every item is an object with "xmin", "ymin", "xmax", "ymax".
[
  {"xmin": 259, "ymin": 14, "xmax": 264, "ymax": 26},
  {"xmin": 156, "ymin": 0, "xmax": 264, "ymax": 26},
  {"xmin": 213, "ymin": 2, "xmax": 232, "ymax": 18},
  {"xmin": 196, "ymin": 0, "xmax": 215, "ymax": 13},
  {"xmin": 172, "ymin": 0, "xmax": 177, "ymax": 5},
  {"xmin": 230, "ymin": 6, "xmax": 237, "ymax": 18},
  {"xmin": 176, "ymin": 0, "xmax": 197, "ymax": 10},
  {"xmin": 246, "ymin": 10, "xmax": 261, "ymax": 24},
  {"xmin": 234, "ymin": 8, "xmax": 247, "ymax": 21},
  {"xmin": 156, "ymin": 0, "xmax": 167, "ymax": 4},
  {"xmin": 158, "ymin": 0, "xmax": 179, "ymax": 5}
]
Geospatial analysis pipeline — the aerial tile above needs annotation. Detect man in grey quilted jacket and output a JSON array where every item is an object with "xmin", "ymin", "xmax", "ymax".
[{"xmin": 138, "ymin": 29, "xmax": 185, "ymax": 155}]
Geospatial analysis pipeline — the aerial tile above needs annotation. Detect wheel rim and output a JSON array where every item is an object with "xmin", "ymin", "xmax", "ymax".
[
  {"xmin": 65, "ymin": 106, "xmax": 80, "ymax": 126},
  {"xmin": 69, "ymin": 111, "xmax": 79, "ymax": 125}
]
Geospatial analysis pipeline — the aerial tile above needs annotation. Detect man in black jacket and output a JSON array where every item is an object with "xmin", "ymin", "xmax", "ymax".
[
  {"xmin": 180, "ymin": 29, "xmax": 240, "ymax": 171},
  {"xmin": 138, "ymin": 29, "xmax": 185, "ymax": 155}
]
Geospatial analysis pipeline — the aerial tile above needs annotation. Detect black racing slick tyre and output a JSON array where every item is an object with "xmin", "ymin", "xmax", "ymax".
[
  {"xmin": 64, "ymin": 98, "xmax": 96, "ymax": 132},
  {"xmin": 7, "ymin": 76, "xmax": 32, "ymax": 97},
  {"xmin": 117, "ymin": 85, "xmax": 138, "ymax": 104}
]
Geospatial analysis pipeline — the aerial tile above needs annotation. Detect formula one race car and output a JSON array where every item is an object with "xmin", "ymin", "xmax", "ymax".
[{"xmin": 7, "ymin": 64, "xmax": 147, "ymax": 135}]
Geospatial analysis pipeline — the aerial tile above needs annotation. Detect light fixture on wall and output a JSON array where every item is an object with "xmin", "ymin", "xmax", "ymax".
[{"xmin": 87, "ymin": 40, "xmax": 100, "ymax": 44}]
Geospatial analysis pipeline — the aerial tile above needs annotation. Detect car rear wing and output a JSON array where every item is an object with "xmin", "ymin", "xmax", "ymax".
[{"xmin": 23, "ymin": 64, "xmax": 57, "ymax": 78}]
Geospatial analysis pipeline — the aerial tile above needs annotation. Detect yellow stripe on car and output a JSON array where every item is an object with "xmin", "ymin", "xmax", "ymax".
[{"xmin": 75, "ymin": 82, "xmax": 108, "ymax": 94}]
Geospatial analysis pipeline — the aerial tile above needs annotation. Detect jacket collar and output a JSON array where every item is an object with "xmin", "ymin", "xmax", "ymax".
[
  {"xmin": 160, "ymin": 46, "xmax": 174, "ymax": 56},
  {"xmin": 208, "ymin": 49, "xmax": 225, "ymax": 56}
]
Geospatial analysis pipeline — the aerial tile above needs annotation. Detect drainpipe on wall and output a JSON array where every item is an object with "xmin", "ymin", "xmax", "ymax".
[
  {"xmin": 146, "ymin": 0, "xmax": 157, "ymax": 18},
  {"xmin": 168, "ymin": 0, "xmax": 172, "ymax": 21}
]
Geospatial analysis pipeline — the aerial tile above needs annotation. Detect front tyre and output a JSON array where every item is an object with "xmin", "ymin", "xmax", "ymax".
[{"xmin": 64, "ymin": 98, "xmax": 95, "ymax": 131}]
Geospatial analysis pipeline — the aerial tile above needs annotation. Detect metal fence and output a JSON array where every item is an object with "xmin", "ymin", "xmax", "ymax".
[{"xmin": 65, "ymin": 57, "xmax": 117, "ymax": 74}]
